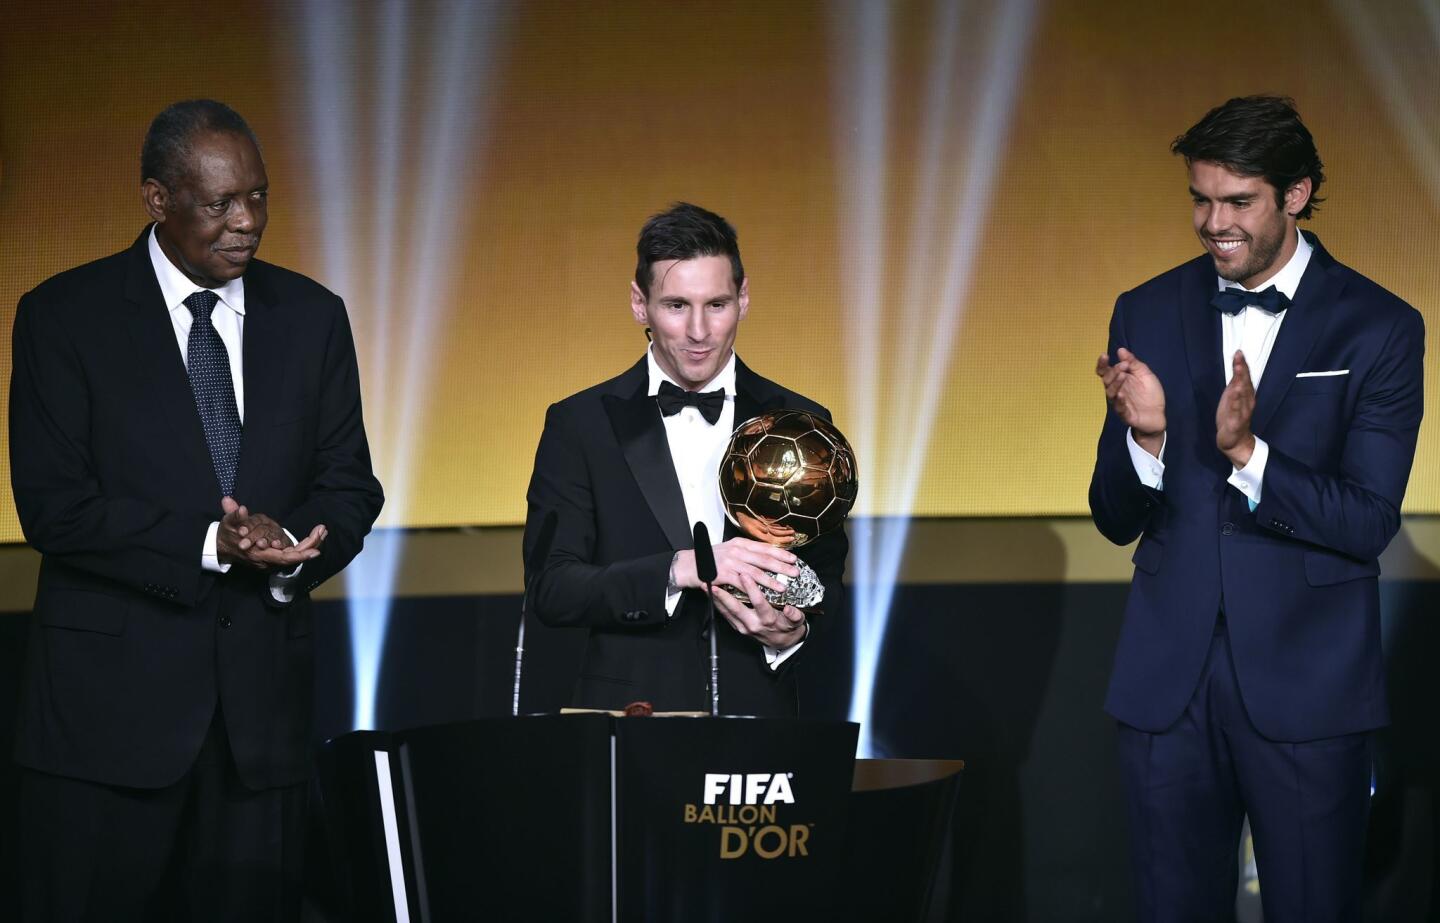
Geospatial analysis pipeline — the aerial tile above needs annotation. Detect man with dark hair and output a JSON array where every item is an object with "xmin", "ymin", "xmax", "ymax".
[
  {"xmin": 1091, "ymin": 95, "xmax": 1423, "ymax": 920},
  {"xmin": 522, "ymin": 202, "xmax": 847, "ymax": 715},
  {"xmin": 10, "ymin": 99, "xmax": 383, "ymax": 920}
]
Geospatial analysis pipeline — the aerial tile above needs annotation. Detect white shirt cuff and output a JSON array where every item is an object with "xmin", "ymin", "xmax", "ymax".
[
  {"xmin": 763, "ymin": 621, "xmax": 809, "ymax": 670},
  {"xmin": 268, "ymin": 528, "xmax": 304, "ymax": 603},
  {"xmin": 1126, "ymin": 428, "xmax": 1166, "ymax": 489},
  {"xmin": 1227, "ymin": 436, "xmax": 1269, "ymax": 507},
  {"xmin": 664, "ymin": 586, "xmax": 683, "ymax": 617},
  {"xmin": 202, "ymin": 521, "xmax": 232, "ymax": 574}
]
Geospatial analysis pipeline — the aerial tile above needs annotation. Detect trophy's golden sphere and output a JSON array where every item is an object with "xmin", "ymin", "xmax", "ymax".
[{"xmin": 719, "ymin": 410, "xmax": 858, "ymax": 548}]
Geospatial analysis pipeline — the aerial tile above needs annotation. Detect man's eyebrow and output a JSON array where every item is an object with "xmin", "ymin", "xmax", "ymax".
[{"xmin": 1189, "ymin": 186, "xmax": 1253, "ymax": 203}]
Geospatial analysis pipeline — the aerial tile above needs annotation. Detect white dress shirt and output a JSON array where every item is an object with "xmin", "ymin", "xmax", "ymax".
[
  {"xmin": 646, "ymin": 348, "xmax": 802, "ymax": 668},
  {"xmin": 1127, "ymin": 227, "xmax": 1314, "ymax": 505},
  {"xmin": 147, "ymin": 227, "xmax": 300, "ymax": 598}
]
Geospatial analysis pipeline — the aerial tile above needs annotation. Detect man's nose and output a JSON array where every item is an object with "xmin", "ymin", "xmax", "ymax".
[
  {"xmin": 1204, "ymin": 205, "xmax": 1230, "ymax": 236},
  {"xmin": 229, "ymin": 199, "xmax": 257, "ymax": 233},
  {"xmin": 686, "ymin": 309, "xmax": 707, "ymax": 342}
]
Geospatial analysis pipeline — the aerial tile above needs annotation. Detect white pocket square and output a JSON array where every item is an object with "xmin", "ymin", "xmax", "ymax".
[{"xmin": 1296, "ymin": 369, "xmax": 1349, "ymax": 378}]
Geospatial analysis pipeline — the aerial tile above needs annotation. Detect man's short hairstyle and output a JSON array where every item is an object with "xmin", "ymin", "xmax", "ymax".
[
  {"xmin": 634, "ymin": 202, "xmax": 745, "ymax": 297},
  {"xmin": 1171, "ymin": 95, "xmax": 1325, "ymax": 219},
  {"xmin": 141, "ymin": 99, "xmax": 259, "ymax": 190}
]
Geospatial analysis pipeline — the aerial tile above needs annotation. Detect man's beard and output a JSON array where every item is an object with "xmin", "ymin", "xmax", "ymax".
[{"xmin": 1215, "ymin": 219, "xmax": 1286, "ymax": 285}]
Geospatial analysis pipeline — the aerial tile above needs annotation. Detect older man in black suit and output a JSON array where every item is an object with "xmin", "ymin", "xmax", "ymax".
[{"xmin": 9, "ymin": 99, "xmax": 383, "ymax": 921}]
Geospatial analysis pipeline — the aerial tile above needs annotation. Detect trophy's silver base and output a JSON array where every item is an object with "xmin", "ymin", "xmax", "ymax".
[{"xmin": 720, "ymin": 560, "xmax": 824, "ymax": 610}]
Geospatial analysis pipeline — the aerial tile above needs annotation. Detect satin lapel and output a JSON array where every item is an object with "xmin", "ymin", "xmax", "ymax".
[
  {"xmin": 604, "ymin": 375, "xmax": 692, "ymax": 552},
  {"xmin": 121, "ymin": 231, "xmax": 217, "ymax": 493},
  {"xmin": 1178, "ymin": 258, "xmax": 1225, "ymax": 413},
  {"xmin": 1250, "ymin": 240, "xmax": 1339, "ymax": 436},
  {"xmin": 232, "ymin": 265, "xmax": 285, "ymax": 500},
  {"xmin": 734, "ymin": 359, "xmax": 786, "ymax": 428},
  {"xmin": 728, "ymin": 361, "xmax": 786, "ymax": 540}
]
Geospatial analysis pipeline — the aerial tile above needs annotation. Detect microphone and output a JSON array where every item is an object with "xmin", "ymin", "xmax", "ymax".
[
  {"xmin": 513, "ymin": 509, "xmax": 559, "ymax": 717},
  {"xmin": 693, "ymin": 522, "xmax": 717, "ymax": 584},
  {"xmin": 693, "ymin": 522, "xmax": 720, "ymax": 716}
]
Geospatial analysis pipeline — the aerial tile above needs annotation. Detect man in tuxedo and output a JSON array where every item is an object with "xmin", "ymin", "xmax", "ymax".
[
  {"xmin": 1091, "ymin": 96, "xmax": 1424, "ymax": 921},
  {"xmin": 523, "ymin": 202, "xmax": 847, "ymax": 716},
  {"xmin": 9, "ymin": 100, "xmax": 383, "ymax": 920}
]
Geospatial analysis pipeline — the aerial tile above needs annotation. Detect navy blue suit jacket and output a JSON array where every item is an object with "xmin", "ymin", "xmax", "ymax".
[{"xmin": 1090, "ymin": 232, "xmax": 1424, "ymax": 742}]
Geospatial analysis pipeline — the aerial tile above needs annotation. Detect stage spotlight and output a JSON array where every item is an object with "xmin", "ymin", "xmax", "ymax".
[
  {"xmin": 830, "ymin": 0, "xmax": 1038, "ymax": 757},
  {"xmin": 297, "ymin": 0, "xmax": 510, "ymax": 730}
]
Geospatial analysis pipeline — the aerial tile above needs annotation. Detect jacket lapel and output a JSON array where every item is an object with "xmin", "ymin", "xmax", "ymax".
[
  {"xmin": 1250, "ymin": 234, "xmax": 1339, "ymax": 436},
  {"xmin": 121, "ymin": 229, "xmax": 218, "ymax": 497},
  {"xmin": 727, "ymin": 360, "xmax": 786, "ymax": 540},
  {"xmin": 231, "ymin": 264, "xmax": 286, "ymax": 500},
  {"xmin": 1178, "ymin": 256, "xmax": 1225, "ymax": 414},
  {"xmin": 734, "ymin": 358, "xmax": 786, "ymax": 429},
  {"xmin": 604, "ymin": 360, "xmax": 693, "ymax": 551}
]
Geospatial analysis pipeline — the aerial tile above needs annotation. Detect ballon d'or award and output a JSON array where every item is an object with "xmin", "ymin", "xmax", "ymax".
[{"xmin": 718, "ymin": 410, "xmax": 858, "ymax": 609}]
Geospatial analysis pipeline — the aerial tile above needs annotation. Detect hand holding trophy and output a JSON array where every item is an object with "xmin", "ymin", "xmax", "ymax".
[{"xmin": 718, "ymin": 410, "xmax": 858, "ymax": 609}]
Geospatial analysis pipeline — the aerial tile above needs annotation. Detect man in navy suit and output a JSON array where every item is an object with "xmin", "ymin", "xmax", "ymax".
[
  {"xmin": 10, "ymin": 100, "xmax": 383, "ymax": 921},
  {"xmin": 1091, "ymin": 96, "xmax": 1424, "ymax": 921}
]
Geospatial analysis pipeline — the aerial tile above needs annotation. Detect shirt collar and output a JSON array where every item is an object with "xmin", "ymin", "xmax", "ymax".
[
  {"xmin": 645, "ymin": 346, "xmax": 737, "ymax": 398},
  {"xmin": 1216, "ymin": 225, "xmax": 1312, "ymax": 300},
  {"xmin": 148, "ymin": 225, "xmax": 246, "ymax": 317}
]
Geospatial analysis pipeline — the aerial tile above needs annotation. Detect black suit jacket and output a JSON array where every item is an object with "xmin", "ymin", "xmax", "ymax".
[
  {"xmin": 9, "ymin": 227, "xmax": 384, "ymax": 790},
  {"xmin": 523, "ymin": 357, "xmax": 848, "ymax": 716}
]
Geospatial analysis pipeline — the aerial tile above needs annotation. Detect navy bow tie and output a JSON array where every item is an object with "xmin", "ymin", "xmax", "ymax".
[
  {"xmin": 656, "ymin": 380, "xmax": 726, "ymax": 424},
  {"xmin": 1211, "ymin": 285, "xmax": 1290, "ymax": 316}
]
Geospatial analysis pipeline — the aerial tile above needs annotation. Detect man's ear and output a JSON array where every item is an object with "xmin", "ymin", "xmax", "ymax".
[
  {"xmin": 630, "ymin": 280, "xmax": 649, "ymax": 325},
  {"xmin": 1284, "ymin": 177, "xmax": 1313, "ymax": 218},
  {"xmin": 142, "ymin": 179, "xmax": 169, "ymax": 224},
  {"xmin": 737, "ymin": 277, "xmax": 750, "ymax": 321}
]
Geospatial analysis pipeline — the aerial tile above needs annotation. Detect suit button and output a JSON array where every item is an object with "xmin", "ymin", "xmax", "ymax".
[
  {"xmin": 634, "ymin": 610, "xmax": 647, "ymax": 620},
  {"xmin": 1221, "ymin": 522, "xmax": 1235, "ymax": 536},
  {"xmin": 218, "ymin": 614, "xmax": 232, "ymax": 630}
]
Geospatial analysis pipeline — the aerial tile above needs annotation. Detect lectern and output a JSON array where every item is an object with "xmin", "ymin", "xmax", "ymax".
[{"xmin": 320, "ymin": 716, "xmax": 862, "ymax": 922}]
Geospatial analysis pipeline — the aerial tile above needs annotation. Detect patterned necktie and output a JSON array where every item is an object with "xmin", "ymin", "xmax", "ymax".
[
  {"xmin": 1211, "ymin": 285, "xmax": 1290, "ymax": 316},
  {"xmin": 656, "ymin": 379, "xmax": 726, "ymax": 425},
  {"xmin": 183, "ymin": 291, "xmax": 242, "ymax": 497}
]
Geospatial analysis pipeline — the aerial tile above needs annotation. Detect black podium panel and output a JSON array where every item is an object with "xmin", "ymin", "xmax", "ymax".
[
  {"xmin": 401, "ymin": 715, "xmax": 614, "ymax": 921},
  {"xmin": 613, "ymin": 718, "xmax": 858, "ymax": 922},
  {"xmin": 321, "ymin": 715, "xmax": 864, "ymax": 921}
]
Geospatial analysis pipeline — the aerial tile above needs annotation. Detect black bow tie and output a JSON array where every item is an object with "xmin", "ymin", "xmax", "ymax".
[
  {"xmin": 1211, "ymin": 285, "xmax": 1290, "ymax": 316},
  {"xmin": 656, "ymin": 380, "xmax": 726, "ymax": 424}
]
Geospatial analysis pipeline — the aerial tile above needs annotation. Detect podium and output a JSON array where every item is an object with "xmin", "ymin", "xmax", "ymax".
[{"xmin": 319, "ymin": 716, "xmax": 960, "ymax": 921}]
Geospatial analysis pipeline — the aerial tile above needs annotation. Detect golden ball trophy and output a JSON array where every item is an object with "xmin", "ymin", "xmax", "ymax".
[{"xmin": 718, "ymin": 410, "xmax": 858, "ymax": 609}]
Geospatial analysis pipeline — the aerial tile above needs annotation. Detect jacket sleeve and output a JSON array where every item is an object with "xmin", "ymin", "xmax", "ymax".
[
  {"xmin": 9, "ymin": 287, "xmax": 213, "ymax": 604},
  {"xmin": 271, "ymin": 296, "xmax": 384, "ymax": 601},
  {"xmin": 1088, "ymin": 294, "xmax": 1162, "ymax": 546},
  {"xmin": 1255, "ymin": 308, "xmax": 1424, "ymax": 560},
  {"xmin": 524, "ymin": 402, "xmax": 673, "ymax": 630}
]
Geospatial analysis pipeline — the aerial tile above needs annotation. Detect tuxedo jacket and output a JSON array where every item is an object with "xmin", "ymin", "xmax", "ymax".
[
  {"xmin": 9, "ymin": 228, "xmax": 384, "ymax": 790},
  {"xmin": 523, "ymin": 357, "xmax": 848, "ymax": 716},
  {"xmin": 1090, "ymin": 232, "xmax": 1424, "ymax": 742}
]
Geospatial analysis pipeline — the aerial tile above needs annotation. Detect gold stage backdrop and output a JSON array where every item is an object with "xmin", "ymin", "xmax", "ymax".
[{"xmin": 1, "ymin": 0, "xmax": 1437, "ymax": 539}]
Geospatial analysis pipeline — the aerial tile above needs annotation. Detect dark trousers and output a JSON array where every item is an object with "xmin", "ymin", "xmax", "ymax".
[
  {"xmin": 19, "ymin": 709, "xmax": 306, "ymax": 923},
  {"xmin": 1117, "ymin": 625, "xmax": 1372, "ymax": 923}
]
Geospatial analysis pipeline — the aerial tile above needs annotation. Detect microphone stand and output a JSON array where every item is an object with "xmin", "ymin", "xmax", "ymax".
[
  {"xmin": 692, "ymin": 522, "xmax": 720, "ymax": 717},
  {"xmin": 514, "ymin": 510, "xmax": 558, "ymax": 717}
]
